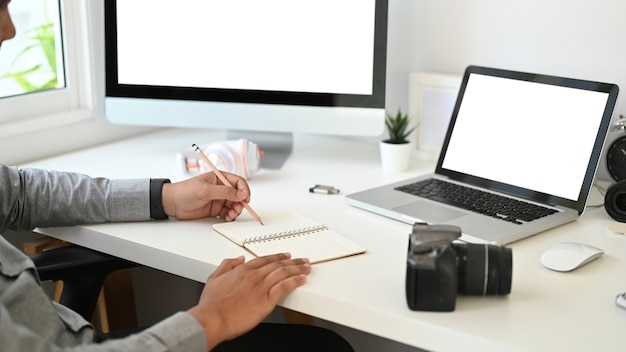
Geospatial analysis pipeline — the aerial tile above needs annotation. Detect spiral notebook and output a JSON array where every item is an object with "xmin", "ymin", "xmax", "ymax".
[{"xmin": 212, "ymin": 212, "xmax": 366, "ymax": 263}]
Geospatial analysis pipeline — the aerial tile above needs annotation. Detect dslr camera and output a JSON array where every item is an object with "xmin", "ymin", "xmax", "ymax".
[{"xmin": 406, "ymin": 223, "xmax": 512, "ymax": 312}]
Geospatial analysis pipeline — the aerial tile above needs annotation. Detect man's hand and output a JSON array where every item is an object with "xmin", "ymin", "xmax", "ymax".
[
  {"xmin": 188, "ymin": 253, "xmax": 311, "ymax": 350},
  {"xmin": 161, "ymin": 171, "xmax": 250, "ymax": 221}
]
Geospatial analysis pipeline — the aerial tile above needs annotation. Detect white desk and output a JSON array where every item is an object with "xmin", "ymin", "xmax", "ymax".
[{"xmin": 27, "ymin": 128, "xmax": 626, "ymax": 351}]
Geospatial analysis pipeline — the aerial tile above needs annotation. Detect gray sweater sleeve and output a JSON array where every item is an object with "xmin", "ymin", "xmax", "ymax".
[
  {"xmin": 0, "ymin": 163, "xmax": 210, "ymax": 351},
  {"xmin": 95, "ymin": 312, "xmax": 208, "ymax": 352},
  {"xmin": 0, "ymin": 163, "xmax": 151, "ymax": 232}
]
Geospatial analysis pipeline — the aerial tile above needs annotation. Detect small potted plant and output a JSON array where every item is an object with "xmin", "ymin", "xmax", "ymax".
[
  {"xmin": 384, "ymin": 109, "xmax": 416, "ymax": 144},
  {"xmin": 380, "ymin": 109, "xmax": 415, "ymax": 172}
]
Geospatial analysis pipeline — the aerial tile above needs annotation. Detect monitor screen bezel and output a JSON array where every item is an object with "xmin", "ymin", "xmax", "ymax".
[{"xmin": 104, "ymin": 0, "xmax": 388, "ymax": 111}]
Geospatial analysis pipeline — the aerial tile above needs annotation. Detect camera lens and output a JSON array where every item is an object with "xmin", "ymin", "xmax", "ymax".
[{"xmin": 452, "ymin": 243, "xmax": 512, "ymax": 295}]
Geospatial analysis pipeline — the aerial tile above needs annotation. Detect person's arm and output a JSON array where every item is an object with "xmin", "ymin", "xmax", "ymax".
[
  {"xmin": 0, "ymin": 162, "xmax": 251, "ymax": 232},
  {"xmin": 0, "ymin": 163, "xmax": 150, "ymax": 232},
  {"xmin": 0, "ymin": 304, "xmax": 207, "ymax": 352},
  {"xmin": 1, "ymin": 162, "xmax": 291, "ymax": 351}
]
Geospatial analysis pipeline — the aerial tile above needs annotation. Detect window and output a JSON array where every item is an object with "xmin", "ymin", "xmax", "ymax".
[
  {"xmin": 0, "ymin": 0, "xmax": 93, "ymax": 138},
  {"xmin": 0, "ymin": 0, "xmax": 64, "ymax": 98}
]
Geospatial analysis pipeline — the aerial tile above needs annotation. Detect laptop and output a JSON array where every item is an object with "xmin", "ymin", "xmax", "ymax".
[{"xmin": 346, "ymin": 66, "xmax": 619, "ymax": 245}]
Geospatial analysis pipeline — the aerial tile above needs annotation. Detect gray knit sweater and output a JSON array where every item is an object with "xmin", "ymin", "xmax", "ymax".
[{"xmin": 0, "ymin": 163, "xmax": 207, "ymax": 351}]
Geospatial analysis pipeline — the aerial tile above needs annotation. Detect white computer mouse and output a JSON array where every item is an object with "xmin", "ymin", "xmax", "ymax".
[{"xmin": 540, "ymin": 242, "xmax": 604, "ymax": 272}]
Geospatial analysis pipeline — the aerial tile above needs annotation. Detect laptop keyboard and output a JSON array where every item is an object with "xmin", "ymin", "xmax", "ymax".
[{"xmin": 394, "ymin": 178, "xmax": 558, "ymax": 225}]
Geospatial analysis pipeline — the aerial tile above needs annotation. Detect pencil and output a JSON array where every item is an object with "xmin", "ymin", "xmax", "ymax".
[{"xmin": 192, "ymin": 144, "xmax": 264, "ymax": 225}]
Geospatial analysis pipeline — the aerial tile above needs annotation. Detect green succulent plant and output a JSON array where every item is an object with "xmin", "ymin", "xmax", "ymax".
[{"xmin": 383, "ymin": 109, "xmax": 415, "ymax": 144}]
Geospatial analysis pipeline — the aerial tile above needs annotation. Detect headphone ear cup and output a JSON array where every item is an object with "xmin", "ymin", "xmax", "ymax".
[{"xmin": 604, "ymin": 180, "xmax": 626, "ymax": 222}]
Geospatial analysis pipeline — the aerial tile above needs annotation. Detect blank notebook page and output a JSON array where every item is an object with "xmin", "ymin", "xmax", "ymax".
[{"xmin": 213, "ymin": 212, "xmax": 366, "ymax": 263}]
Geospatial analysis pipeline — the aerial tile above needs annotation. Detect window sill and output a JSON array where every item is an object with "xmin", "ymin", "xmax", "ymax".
[{"xmin": 0, "ymin": 109, "xmax": 94, "ymax": 139}]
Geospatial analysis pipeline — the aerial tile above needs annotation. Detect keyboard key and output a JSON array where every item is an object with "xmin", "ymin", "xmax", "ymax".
[{"xmin": 395, "ymin": 179, "xmax": 556, "ymax": 224}]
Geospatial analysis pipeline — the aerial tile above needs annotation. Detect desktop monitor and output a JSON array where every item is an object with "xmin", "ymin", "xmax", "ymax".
[{"xmin": 104, "ymin": 0, "xmax": 388, "ymax": 168}]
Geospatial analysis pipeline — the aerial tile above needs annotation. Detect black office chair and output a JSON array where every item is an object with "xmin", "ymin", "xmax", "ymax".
[{"xmin": 29, "ymin": 244, "xmax": 140, "ymax": 322}]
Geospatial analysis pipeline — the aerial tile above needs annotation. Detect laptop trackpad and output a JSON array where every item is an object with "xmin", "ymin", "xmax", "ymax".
[{"xmin": 393, "ymin": 201, "xmax": 466, "ymax": 223}]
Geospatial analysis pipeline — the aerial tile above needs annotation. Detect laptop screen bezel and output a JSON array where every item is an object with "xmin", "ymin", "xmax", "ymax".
[{"xmin": 435, "ymin": 65, "xmax": 619, "ymax": 214}]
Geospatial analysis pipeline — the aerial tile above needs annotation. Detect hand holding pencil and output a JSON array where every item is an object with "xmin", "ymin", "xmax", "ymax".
[{"xmin": 193, "ymin": 144, "xmax": 264, "ymax": 225}]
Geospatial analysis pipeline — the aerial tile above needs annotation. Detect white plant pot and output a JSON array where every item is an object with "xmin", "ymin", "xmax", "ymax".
[{"xmin": 379, "ymin": 141, "xmax": 411, "ymax": 173}]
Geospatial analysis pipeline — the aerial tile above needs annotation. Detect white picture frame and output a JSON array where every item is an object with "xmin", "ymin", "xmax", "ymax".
[{"xmin": 409, "ymin": 72, "xmax": 462, "ymax": 160}]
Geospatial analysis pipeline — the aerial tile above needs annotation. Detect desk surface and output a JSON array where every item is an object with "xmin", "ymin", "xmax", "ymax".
[{"xmin": 27, "ymin": 128, "xmax": 626, "ymax": 351}]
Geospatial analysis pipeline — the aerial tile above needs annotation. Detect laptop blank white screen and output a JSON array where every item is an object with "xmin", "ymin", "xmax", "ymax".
[{"xmin": 441, "ymin": 73, "xmax": 610, "ymax": 201}]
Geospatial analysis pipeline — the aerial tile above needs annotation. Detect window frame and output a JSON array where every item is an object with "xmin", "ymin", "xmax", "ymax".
[{"xmin": 0, "ymin": 0, "xmax": 94, "ymax": 139}]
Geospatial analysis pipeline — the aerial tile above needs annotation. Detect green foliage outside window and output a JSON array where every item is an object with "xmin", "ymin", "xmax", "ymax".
[{"xmin": 1, "ymin": 21, "xmax": 58, "ymax": 93}]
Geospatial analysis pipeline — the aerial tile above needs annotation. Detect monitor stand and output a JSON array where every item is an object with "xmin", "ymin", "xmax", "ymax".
[{"xmin": 227, "ymin": 130, "xmax": 293, "ymax": 170}]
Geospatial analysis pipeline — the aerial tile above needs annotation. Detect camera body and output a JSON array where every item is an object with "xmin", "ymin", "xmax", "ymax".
[{"xmin": 406, "ymin": 223, "xmax": 512, "ymax": 312}]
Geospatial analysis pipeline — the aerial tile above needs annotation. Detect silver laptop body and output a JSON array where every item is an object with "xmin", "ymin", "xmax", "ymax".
[{"xmin": 346, "ymin": 66, "xmax": 619, "ymax": 244}]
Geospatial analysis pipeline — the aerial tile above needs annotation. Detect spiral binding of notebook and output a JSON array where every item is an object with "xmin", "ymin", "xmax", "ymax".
[{"xmin": 244, "ymin": 225, "xmax": 328, "ymax": 244}]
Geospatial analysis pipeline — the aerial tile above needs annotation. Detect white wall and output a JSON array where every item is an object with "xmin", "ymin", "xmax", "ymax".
[
  {"xmin": 403, "ymin": 0, "xmax": 626, "ymax": 116},
  {"xmin": 384, "ymin": 0, "xmax": 413, "ymax": 114}
]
